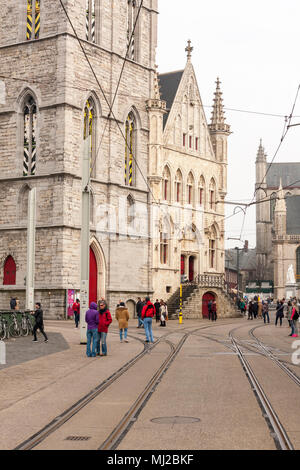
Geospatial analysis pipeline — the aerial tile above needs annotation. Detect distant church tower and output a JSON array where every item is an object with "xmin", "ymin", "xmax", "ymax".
[{"xmin": 255, "ymin": 140, "xmax": 272, "ymax": 280}]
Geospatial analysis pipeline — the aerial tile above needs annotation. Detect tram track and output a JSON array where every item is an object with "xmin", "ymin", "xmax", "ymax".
[{"xmin": 229, "ymin": 326, "xmax": 295, "ymax": 450}]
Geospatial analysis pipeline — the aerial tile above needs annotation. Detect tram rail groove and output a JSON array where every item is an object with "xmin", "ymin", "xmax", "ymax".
[{"xmin": 230, "ymin": 332, "xmax": 294, "ymax": 451}]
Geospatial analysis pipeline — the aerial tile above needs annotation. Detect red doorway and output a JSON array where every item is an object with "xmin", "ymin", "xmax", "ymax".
[
  {"xmin": 202, "ymin": 292, "xmax": 215, "ymax": 319},
  {"xmin": 3, "ymin": 256, "xmax": 16, "ymax": 285},
  {"xmin": 181, "ymin": 255, "xmax": 185, "ymax": 275},
  {"xmin": 189, "ymin": 256, "xmax": 195, "ymax": 282},
  {"xmin": 89, "ymin": 247, "xmax": 98, "ymax": 306}
]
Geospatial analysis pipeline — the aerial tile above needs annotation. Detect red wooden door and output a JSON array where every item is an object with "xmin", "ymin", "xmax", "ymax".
[
  {"xmin": 3, "ymin": 256, "xmax": 16, "ymax": 285},
  {"xmin": 202, "ymin": 292, "xmax": 215, "ymax": 319},
  {"xmin": 189, "ymin": 257, "xmax": 194, "ymax": 282},
  {"xmin": 181, "ymin": 255, "xmax": 185, "ymax": 275},
  {"xmin": 89, "ymin": 248, "xmax": 98, "ymax": 306}
]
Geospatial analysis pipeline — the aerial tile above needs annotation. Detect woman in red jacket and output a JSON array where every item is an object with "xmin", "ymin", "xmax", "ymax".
[
  {"xmin": 291, "ymin": 302, "xmax": 299, "ymax": 338},
  {"xmin": 141, "ymin": 297, "xmax": 155, "ymax": 343},
  {"xmin": 96, "ymin": 300, "xmax": 112, "ymax": 356}
]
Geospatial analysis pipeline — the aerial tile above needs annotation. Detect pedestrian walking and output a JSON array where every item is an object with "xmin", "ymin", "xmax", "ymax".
[
  {"xmin": 252, "ymin": 301, "xmax": 258, "ymax": 319},
  {"xmin": 136, "ymin": 297, "xmax": 144, "ymax": 328},
  {"xmin": 31, "ymin": 303, "xmax": 48, "ymax": 343},
  {"xmin": 248, "ymin": 301, "xmax": 253, "ymax": 320},
  {"xmin": 72, "ymin": 298, "xmax": 80, "ymax": 329},
  {"xmin": 154, "ymin": 299, "xmax": 161, "ymax": 324},
  {"xmin": 290, "ymin": 302, "xmax": 299, "ymax": 338},
  {"xmin": 275, "ymin": 301, "xmax": 284, "ymax": 327},
  {"xmin": 159, "ymin": 300, "xmax": 168, "ymax": 327},
  {"xmin": 287, "ymin": 301, "xmax": 293, "ymax": 328},
  {"xmin": 85, "ymin": 302, "xmax": 99, "ymax": 357},
  {"xmin": 10, "ymin": 297, "xmax": 16, "ymax": 310},
  {"xmin": 258, "ymin": 301, "xmax": 263, "ymax": 319},
  {"xmin": 208, "ymin": 300, "xmax": 213, "ymax": 321},
  {"xmin": 96, "ymin": 300, "xmax": 112, "ymax": 356},
  {"xmin": 211, "ymin": 301, "xmax": 217, "ymax": 322},
  {"xmin": 115, "ymin": 302, "xmax": 130, "ymax": 343},
  {"xmin": 239, "ymin": 299, "xmax": 246, "ymax": 316},
  {"xmin": 262, "ymin": 301, "xmax": 270, "ymax": 324},
  {"xmin": 141, "ymin": 297, "xmax": 155, "ymax": 343}
]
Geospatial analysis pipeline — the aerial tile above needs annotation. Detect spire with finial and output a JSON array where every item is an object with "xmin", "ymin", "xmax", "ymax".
[
  {"xmin": 275, "ymin": 178, "xmax": 287, "ymax": 213},
  {"xmin": 185, "ymin": 40, "xmax": 193, "ymax": 61},
  {"xmin": 209, "ymin": 77, "xmax": 230, "ymax": 134},
  {"xmin": 256, "ymin": 139, "xmax": 267, "ymax": 162}
]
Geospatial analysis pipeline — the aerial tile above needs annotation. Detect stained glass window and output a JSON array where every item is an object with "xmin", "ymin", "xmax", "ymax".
[
  {"xmin": 23, "ymin": 96, "xmax": 37, "ymax": 176},
  {"xmin": 27, "ymin": 0, "xmax": 40, "ymax": 41},
  {"xmin": 125, "ymin": 113, "xmax": 135, "ymax": 186},
  {"xmin": 86, "ymin": 0, "xmax": 95, "ymax": 43}
]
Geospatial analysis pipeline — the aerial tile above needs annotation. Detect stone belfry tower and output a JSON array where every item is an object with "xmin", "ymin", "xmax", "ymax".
[
  {"xmin": 208, "ymin": 78, "xmax": 231, "ymax": 195},
  {"xmin": 255, "ymin": 140, "xmax": 272, "ymax": 280}
]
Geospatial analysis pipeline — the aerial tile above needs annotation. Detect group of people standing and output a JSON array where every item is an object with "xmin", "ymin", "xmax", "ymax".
[
  {"xmin": 85, "ymin": 296, "xmax": 161, "ymax": 357},
  {"xmin": 136, "ymin": 298, "xmax": 168, "ymax": 329},
  {"xmin": 207, "ymin": 300, "xmax": 217, "ymax": 322}
]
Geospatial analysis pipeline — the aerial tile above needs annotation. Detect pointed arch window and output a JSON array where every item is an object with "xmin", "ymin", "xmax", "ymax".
[
  {"xmin": 297, "ymin": 247, "xmax": 300, "ymax": 282},
  {"xmin": 23, "ymin": 96, "xmax": 37, "ymax": 176},
  {"xmin": 84, "ymin": 98, "xmax": 96, "ymax": 178},
  {"xmin": 162, "ymin": 166, "xmax": 171, "ymax": 202},
  {"xmin": 160, "ymin": 232, "xmax": 169, "ymax": 265},
  {"xmin": 209, "ymin": 179, "xmax": 216, "ymax": 211},
  {"xmin": 27, "ymin": 0, "xmax": 40, "ymax": 41},
  {"xmin": 86, "ymin": 0, "xmax": 96, "ymax": 43},
  {"xmin": 209, "ymin": 227, "xmax": 217, "ymax": 269},
  {"xmin": 187, "ymin": 172, "xmax": 195, "ymax": 206},
  {"xmin": 199, "ymin": 176, "xmax": 205, "ymax": 207},
  {"xmin": 175, "ymin": 170, "xmax": 183, "ymax": 204},
  {"xmin": 125, "ymin": 112, "xmax": 136, "ymax": 187},
  {"xmin": 3, "ymin": 256, "xmax": 16, "ymax": 285},
  {"xmin": 127, "ymin": 0, "xmax": 139, "ymax": 60}
]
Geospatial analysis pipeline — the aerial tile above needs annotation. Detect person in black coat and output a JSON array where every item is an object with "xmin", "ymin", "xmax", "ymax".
[
  {"xmin": 154, "ymin": 299, "xmax": 161, "ymax": 323},
  {"xmin": 275, "ymin": 301, "xmax": 284, "ymax": 327},
  {"xmin": 10, "ymin": 298, "xmax": 16, "ymax": 310},
  {"xmin": 136, "ymin": 297, "xmax": 144, "ymax": 328},
  {"xmin": 252, "ymin": 301, "xmax": 258, "ymax": 319},
  {"xmin": 31, "ymin": 303, "xmax": 48, "ymax": 342}
]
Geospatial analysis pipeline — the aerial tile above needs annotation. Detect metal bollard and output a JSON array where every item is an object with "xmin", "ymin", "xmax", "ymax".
[{"xmin": 0, "ymin": 340, "xmax": 6, "ymax": 365}]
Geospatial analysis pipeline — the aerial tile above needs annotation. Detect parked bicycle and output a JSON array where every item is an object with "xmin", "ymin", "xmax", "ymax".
[
  {"xmin": 9, "ymin": 312, "xmax": 21, "ymax": 338},
  {"xmin": 20, "ymin": 312, "xmax": 34, "ymax": 336},
  {"xmin": 0, "ymin": 315, "xmax": 9, "ymax": 340}
]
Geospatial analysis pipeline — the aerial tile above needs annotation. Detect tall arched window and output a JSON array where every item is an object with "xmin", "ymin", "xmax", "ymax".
[
  {"xmin": 174, "ymin": 169, "xmax": 183, "ymax": 204},
  {"xmin": 209, "ymin": 227, "xmax": 217, "ymax": 269},
  {"xmin": 209, "ymin": 178, "xmax": 216, "ymax": 211},
  {"xmin": 297, "ymin": 247, "xmax": 300, "ymax": 283},
  {"xmin": 23, "ymin": 96, "xmax": 37, "ymax": 176},
  {"xmin": 84, "ymin": 98, "xmax": 96, "ymax": 177},
  {"xmin": 27, "ymin": 0, "xmax": 41, "ymax": 41},
  {"xmin": 86, "ymin": 0, "xmax": 96, "ymax": 42},
  {"xmin": 125, "ymin": 112, "xmax": 136, "ymax": 186},
  {"xmin": 187, "ymin": 172, "xmax": 195, "ymax": 206},
  {"xmin": 162, "ymin": 166, "xmax": 171, "ymax": 202},
  {"xmin": 127, "ymin": 0, "xmax": 139, "ymax": 60},
  {"xmin": 198, "ymin": 176, "xmax": 205, "ymax": 207},
  {"xmin": 3, "ymin": 256, "xmax": 16, "ymax": 285}
]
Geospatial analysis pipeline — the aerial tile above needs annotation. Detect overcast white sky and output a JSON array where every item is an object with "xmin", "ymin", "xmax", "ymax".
[{"xmin": 157, "ymin": 0, "xmax": 300, "ymax": 249}]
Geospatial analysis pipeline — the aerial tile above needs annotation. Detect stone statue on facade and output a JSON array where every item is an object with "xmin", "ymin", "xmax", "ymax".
[{"xmin": 286, "ymin": 264, "xmax": 296, "ymax": 285}]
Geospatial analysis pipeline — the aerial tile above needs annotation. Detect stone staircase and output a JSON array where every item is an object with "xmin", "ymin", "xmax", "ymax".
[{"xmin": 167, "ymin": 274, "xmax": 242, "ymax": 319}]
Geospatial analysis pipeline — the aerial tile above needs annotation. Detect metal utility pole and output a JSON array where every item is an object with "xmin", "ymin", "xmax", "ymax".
[
  {"xmin": 235, "ymin": 247, "xmax": 240, "ymax": 297},
  {"xmin": 79, "ymin": 138, "xmax": 91, "ymax": 345},
  {"xmin": 26, "ymin": 187, "xmax": 36, "ymax": 311}
]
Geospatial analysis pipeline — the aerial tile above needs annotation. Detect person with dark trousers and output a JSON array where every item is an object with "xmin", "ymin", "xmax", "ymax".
[
  {"xmin": 252, "ymin": 301, "xmax": 258, "ymax": 319},
  {"xmin": 10, "ymin": 297, "xmax": 16, "ymax": 310},
  {"xmin": 32, "ymin": 303, "xmax": 48, "ymax": 343},
  {"xmin": 72, "ymin": 299, "xmax": 80, "ymax": 328},
  {"xmin": 211, "ymin": 301, "xmax": 217, "ymax": 322},
  {"xmin": 154, "ymin": 299, "xmax": 161, "ymax": 323},
  {"xmin": 208, "ymin": 300, "xmax": 213, "ymax": 321},
  {"xmin": 136, "ymin": 297, "xmax": 144, "ymax": 328},
  {"xmin": 275, "ymin": 301, "xmax": 284, "ymax": 327},
  {"xmin": 262, "ymin": 301, "xmax": 270, "ymax": 324},
  {"xmin": 248, "ymin": 301, "xmax": 253, "ymax": 320}
]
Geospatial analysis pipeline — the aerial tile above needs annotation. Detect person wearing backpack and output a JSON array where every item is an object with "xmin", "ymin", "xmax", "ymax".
[
  {"xmin": 96, "ymin": 300, "xmax": 112, "ymax": 356},
  {"xmin": 141, "ymin": 297, "xmax": 155, "ymax": 343},
  {"xmin": 291, "ymin": 302, "xmax": 299, "ymax": 338}
]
